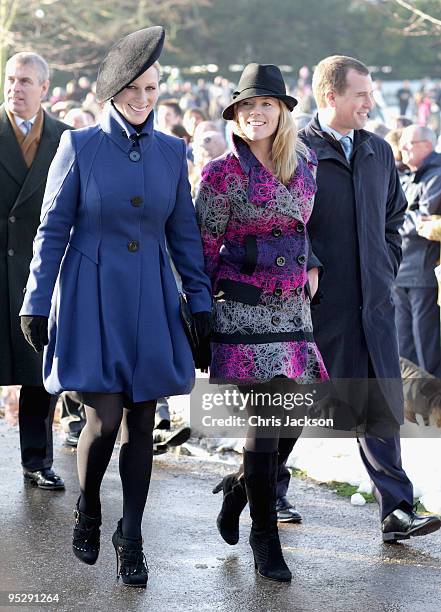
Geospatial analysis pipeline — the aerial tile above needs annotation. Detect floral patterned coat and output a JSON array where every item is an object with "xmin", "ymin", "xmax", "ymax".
[{"xmin": 195, "ymin": 135, "xmax": 328, "ymax": 384}]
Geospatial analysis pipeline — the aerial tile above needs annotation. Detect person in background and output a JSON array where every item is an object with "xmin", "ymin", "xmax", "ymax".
[
  {"xmin": 384, "ymin": 128, "xmax": 408, "ymax": 175},
  {"xmin": 156, "ymin": 99, "xmax": 183, "ymax": 134},
  {"xmin": 63, "ymin": 108, "xmax": 95, "ymax": 129},
  {"xmin": 395, "ymin": 125, "xmax": 441, "ymax": 377},
  {"xmin": 396, "ymin": 81, "xmax": 413, "ymax": 117},
  {"xmin": 0, "ymin": 51, "xmax": 68, "ymax": 491}
]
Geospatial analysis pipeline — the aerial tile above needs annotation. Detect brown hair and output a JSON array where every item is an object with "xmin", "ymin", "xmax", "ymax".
[{"xmin": 312, "ymin": 55, "xmax": 369, "ymax": 109}]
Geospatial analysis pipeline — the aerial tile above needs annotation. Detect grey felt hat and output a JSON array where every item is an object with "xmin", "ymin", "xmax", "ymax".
[{"xmin": 96, "ymin": 26, "xmax": 165, "ymax": 102}]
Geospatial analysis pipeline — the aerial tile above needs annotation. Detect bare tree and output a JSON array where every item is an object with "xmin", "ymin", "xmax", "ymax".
[
  {"xmin": 0, "ymin": 0, "xmax": 209, "ymax": 97},
  {"xmin": 390, "ymin": 0, "xmax": 441, "ymax": 36}
]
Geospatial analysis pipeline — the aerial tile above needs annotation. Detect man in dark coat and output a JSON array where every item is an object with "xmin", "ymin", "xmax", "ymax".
[
  {"xmin": 299, "ymin": 55, "xmax": 440, "ymax": 542},
  {"xmin": 0, "ymin": 52, "xmax": 68, "ymax": 489},
  {"xmin": 394, "ymin": 124, "xmax": 441, "ymax": 378}
]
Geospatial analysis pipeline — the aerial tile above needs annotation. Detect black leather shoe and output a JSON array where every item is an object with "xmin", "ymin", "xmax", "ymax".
[
  {"xmin": 153, "ymin": 442, "xmax": 169, "ymax": 455},
  {"xmin": 276, "ymin": 496, "xmax": 302, "ymax": 523},
  {"xmin": 382, "ymin": 508, "xmax": 441, "ymax": 543},
  {"xmin": 23, "ymin": 468, "xmax": 65, "ymax": 490},
  {"xmin": 153, "ymin": 425, "xmax": 191, "ymax": 448},
  {"xmin": 65, "ymin": 431, "xmax": 81, "ymax": 447},
  {"xmin": 155, "ymin": 418, "xmax": 170, "ymax": 431}
]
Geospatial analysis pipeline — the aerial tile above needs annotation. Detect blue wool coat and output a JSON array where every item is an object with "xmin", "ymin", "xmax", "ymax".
[{"xmin": 20, "ymin": 104, "xmax": 212, "ymax": 402}]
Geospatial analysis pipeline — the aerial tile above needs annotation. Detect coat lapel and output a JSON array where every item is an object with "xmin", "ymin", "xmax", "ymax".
[
  {"xmin": 304, "ymin": 116, "xmax": 374, "ymax": 166},
  {"xmin": 11, "ymin": 111, "xmax": 63, "ymax": 213},
  {"xmin": 232, "ymin": 134, "xmax": 304, "ymax": 222},
  {"xmin": 0, "ymin": 106, "xmax": 28, "ymax": 186}
]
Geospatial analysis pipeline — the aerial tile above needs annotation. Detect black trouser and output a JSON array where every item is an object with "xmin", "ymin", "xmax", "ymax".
[
  {"xmin": 19, "ymin": 385, "xmax": 57, "ymax": 471},
  {"xmin": 239, "ymin": 372, "xmax": 414, "ymax": 520},
  {"xmin": 394, "ymin": 285, "xmax": 441, "ymax": 378},
  {"xmin": 61, "ymin": 391, "xmax": 86, "ymax": 434}
]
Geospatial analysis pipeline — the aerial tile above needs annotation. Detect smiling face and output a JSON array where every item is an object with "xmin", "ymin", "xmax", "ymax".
[
  {"xmin": 325, "ymin": 68, "xmax": 374, "ymax": 134},
  {"xmin": 4, "ymin": 60, "xmax": 49, "ymax": 119},
  {"xmin": 399, "ymin": 126, "xmax": 433, "ymax": 170},
  {"xmin": 235, "ymin": 96, "xmax": 281, "ymax": 144},
  {"xmin": 112, "ymin": 64, "xmax": 159, "ymax": 125}
]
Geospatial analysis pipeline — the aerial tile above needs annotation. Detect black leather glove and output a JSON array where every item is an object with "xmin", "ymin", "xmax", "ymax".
[
  {"xmin": 193, "ymin": 311, "xmax": 213, "ymax": 340},
  {"xmin": 20, "ymin": 315, "xmax": 49, "ymax": 353},
  {"xmin": 193, "ymin": 311, "xmax": 212, "ymax": 373}
]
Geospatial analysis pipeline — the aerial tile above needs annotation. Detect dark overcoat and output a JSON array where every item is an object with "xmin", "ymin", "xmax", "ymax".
[
  {"xmin": 300, "ymin": 116, "xmax": 407, "ymax": 422},
  {"xmin": 0, "ymin": 105, "xmax": 68, "ymax": 386}
]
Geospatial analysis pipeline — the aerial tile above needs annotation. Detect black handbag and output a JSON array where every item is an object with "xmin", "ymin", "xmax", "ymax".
[{"xmin": 179, "ymin": 293, "xmax": 199, "ymax": 360}]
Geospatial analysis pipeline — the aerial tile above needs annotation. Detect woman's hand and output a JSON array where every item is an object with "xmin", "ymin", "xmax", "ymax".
[
  {"xmin": 193, "ymin": 311, "xmax": 212, "ymax": 373},
  {"xmin": 307, "ymin": 267, "xmax": 319, "ymax": 298},
  {"xmin": 20, "ymin": 315, "xmax": 49, "ymax": 353}
]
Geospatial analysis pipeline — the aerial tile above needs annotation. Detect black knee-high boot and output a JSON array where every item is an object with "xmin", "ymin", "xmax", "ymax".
[{"xmin": 244, "ymin": 449, "xmax": 292, "ymax": 582}]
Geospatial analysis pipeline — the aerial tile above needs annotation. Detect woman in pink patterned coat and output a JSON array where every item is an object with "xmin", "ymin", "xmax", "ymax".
[{"xmin": 195, "ymin": 64, "xmax": 328, "ymax": 583}]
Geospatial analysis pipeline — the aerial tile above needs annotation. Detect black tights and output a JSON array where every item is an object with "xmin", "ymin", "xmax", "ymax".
[
  {"xmin": 77, "ymin": 392, "xmax": 156, "ymax": 539},
  {"xmin": 239, "ymin": 381, "xmax": 302, "ymax": 454}
]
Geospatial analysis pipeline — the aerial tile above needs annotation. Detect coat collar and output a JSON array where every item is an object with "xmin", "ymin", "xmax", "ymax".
[
  {"xmin": 12, "ymin": 111, "xmax": 67, "ymax": 212},
  {"xmin": 0, "ymin": 105, "xmax": 28, "ymax": 184},
  {"xmin": 230, "ymin": 133, "xmax": 310, "ymax": 222},
  {"xmin": 100, "ymin": 102, "xmax": 154, "ymax": 152},
  {"xmin": 302, "ymin": 114, "xmax": 374, "ymax": 165},
  {"xmin": 411, "ymin": 150, "xmax": 441, "ymax": 182},
  {"xmin": 1, "ymin": 105, "xmax": 67, "ymax": 212}
]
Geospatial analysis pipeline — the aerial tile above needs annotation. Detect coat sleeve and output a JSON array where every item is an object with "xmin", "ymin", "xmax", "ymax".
[
  {"xmin": 194, "ymin": 159, "xmax": 232, "ymax": 288},
  {"xmin": 403, "ymin": 172, "xmax": 441, "ymax": 239},
  {"xmin": 385, "ymin": 159, "xmax": 407, "ymax": 277},
  {"xmin": 20, "ymin": 130, "xmax": 79, "ymax": 317},
  {"xmin": 165, "ymin": 140, "xmax": 212, "ymax": 314}
]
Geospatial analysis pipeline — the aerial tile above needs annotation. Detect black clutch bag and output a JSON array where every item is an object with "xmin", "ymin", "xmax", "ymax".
[{"xmin": 179, "ymin": 293, "xmax": 199, "ymax": 360}]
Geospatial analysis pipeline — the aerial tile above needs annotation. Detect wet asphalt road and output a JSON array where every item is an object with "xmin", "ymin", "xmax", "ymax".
[{"xmin": 0, "ymin": 417, "xmax": 441, "ymax": 612}]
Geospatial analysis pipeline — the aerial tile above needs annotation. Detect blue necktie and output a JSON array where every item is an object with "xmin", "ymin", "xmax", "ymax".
[
  {"xmin": 340, "ymin": 135, "xmax": 352, "ymax": 162},
  {"xmin": 22, "ymin": 120, "xmax": 32, "ymax": 136}
]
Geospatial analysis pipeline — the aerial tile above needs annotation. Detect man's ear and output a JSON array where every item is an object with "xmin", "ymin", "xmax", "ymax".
[
  {"xmin": 41, "ymin": 79, "xmax": 50, "ymax": 101},
  {"xmin": 325, "ymin": 89, "xmax": 336, "ymax": 108}
]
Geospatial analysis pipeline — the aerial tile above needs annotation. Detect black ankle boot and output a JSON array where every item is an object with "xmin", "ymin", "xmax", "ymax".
[
  {"xmin": 244, "ymin": 449, "xmax": 292, "ymax": 583},
  {"xmin": 112, "ymin": 519, "xmax": 148, "ymax": 587},
  {"xmin": 72, "ymin": 498, "xmax": 101, "ymax": 565},
  {"xmin": 212, "ymin": 472, "xmax": 247, "ymax": 545}
]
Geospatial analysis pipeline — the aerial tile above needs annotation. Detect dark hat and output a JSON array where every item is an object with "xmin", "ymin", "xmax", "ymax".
[
  {"xmin": 96, "ymin": 26, "xmax": 165, "ymax": 102},
  {"xmin": 222, "ymin": 63, "xmax": 297, "ymax": 120}
]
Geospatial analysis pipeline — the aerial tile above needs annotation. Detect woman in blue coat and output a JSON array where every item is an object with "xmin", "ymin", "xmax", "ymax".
[{"xmin": 20, "ymin": 27, "xmax": 212, "ymax": 587}]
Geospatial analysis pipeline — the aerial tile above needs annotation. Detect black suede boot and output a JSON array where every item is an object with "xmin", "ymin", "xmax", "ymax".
[
  {"xmin": 244, "ymin": 449, "xmax": 292, "ymax": 582},
  {"xmin": 212, "ymin": 471, "xmax": 247, "ymax": 545},
  {"xmin": 72, "ymin": 497, "xmax": 101, "ymax": 565},
  {"xmin": 112, "ymin": 519, "xmax": 148, "ymax": 587}
]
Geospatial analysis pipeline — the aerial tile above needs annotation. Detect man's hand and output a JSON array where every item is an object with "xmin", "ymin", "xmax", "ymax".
[
  {"xmin": 307, "ymin": 267, "xmax": 319, "ymax": 298},
  {"xmin": 417, "ymin": 218, "xmax": 441, "ymax": 242}
]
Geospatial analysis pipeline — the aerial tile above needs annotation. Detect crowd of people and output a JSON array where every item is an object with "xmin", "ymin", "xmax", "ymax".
[{"xmin": 1, "ymin": 24, "xmax": 441, "ymax": 592}]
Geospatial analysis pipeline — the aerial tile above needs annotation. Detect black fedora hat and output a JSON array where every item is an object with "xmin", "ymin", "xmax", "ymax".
[
  {"xmin": 222, "ymin": 63, "xmax": 297, "ymax": 120},
  {"xmin": 96, "ymin": 26, "xmax": 165, "ymax": 102}
]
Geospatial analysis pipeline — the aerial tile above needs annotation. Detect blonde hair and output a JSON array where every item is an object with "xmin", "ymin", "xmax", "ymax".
[
  {"xmin": 312, "ymin": 55, "xmax": 369, "ymax": 109},
  {"xmin": 152, "ymin": 60, "xmax": 161, "ymax": 80},
  {"xmin": 232, "ymin": 100, "xmax": 310, "ymax": 184}
]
